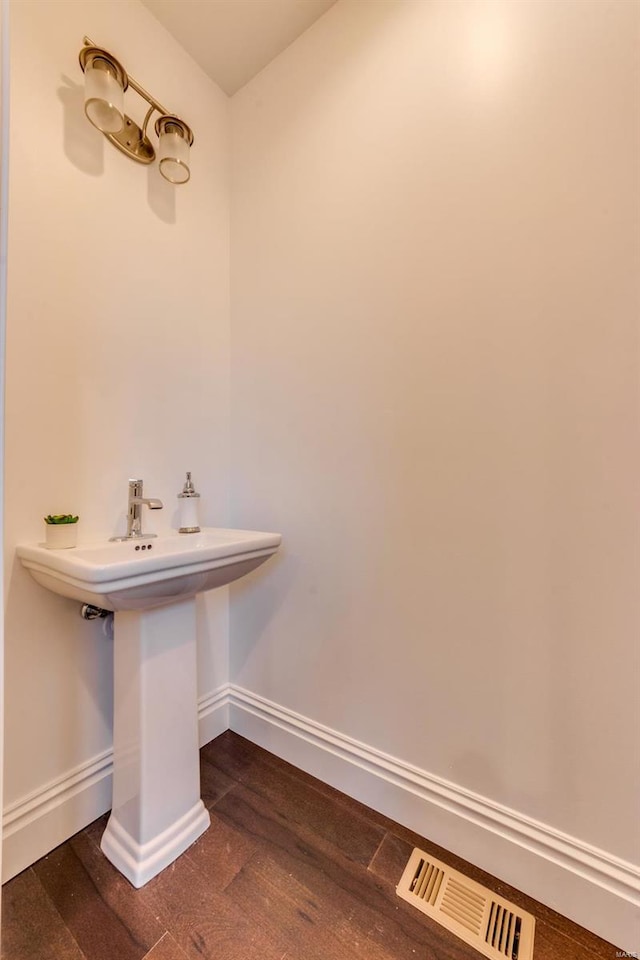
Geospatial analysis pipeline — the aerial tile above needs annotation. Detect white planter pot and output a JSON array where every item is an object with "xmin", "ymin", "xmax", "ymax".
[{"xmin": 45, "ymin": 523, "xmax": 78, "ymax": 550}]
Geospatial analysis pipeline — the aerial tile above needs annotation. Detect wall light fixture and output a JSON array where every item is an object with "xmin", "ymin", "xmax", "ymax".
[{"xmin": 79, "ymin": 36, "xmax": 194, "ymax": 184}]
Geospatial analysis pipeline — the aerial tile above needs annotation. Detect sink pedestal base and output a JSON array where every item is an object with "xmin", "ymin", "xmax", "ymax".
[{"xmin": 101, "ymin": 598, "xmax": 210, "ymax": 888}]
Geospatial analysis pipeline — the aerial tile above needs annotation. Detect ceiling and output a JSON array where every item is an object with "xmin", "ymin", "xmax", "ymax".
[{"xmin": 140, "ymin": 0, "xmax": 338, "ymax": 95}]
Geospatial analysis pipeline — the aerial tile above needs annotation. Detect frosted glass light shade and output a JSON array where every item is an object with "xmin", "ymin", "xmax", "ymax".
[
  {"xmin": 84, "ymin": 59, "xmax": 124, "ymax": 134},
  {"xmin": 158, "ymin": 128, "xmax": 191, "ymax": 184}
]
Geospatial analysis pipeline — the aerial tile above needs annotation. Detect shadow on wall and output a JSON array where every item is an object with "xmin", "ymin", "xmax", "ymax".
[
  {"xmin": 57, "ymin": 76, "xmax": 103, "ymax": 176},
  {"xmin": 230, "ymin": 549, "xmax": 291, "ymax": 674},
  {"xmin": 56, "ymin": 76, "xmax": 176, "ymax": 225}
]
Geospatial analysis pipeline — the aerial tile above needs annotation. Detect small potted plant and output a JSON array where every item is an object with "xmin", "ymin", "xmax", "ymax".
[{"xmin": 44, "ymin": 514, "xmax": 79, "ymax": 549}]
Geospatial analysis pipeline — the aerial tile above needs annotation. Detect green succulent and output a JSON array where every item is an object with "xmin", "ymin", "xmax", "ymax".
[{"xmin": 44, "ymin": 514, "xmax": 79, "ymax": 525}]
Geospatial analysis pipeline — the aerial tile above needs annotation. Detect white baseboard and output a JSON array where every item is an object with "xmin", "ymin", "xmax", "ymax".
[
  {"xmin": 228, "ymin": 684, "xmax": 640, "ymax": 952},
  {"xmin": 3, "ymin": 681, "xmax": 638, "ymax": 952},
  {"xmin": 1, "ymin": 685, "xmax": 230, "ymax": 884}
]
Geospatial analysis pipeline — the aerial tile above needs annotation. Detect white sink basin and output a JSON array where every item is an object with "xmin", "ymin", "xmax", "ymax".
[{"xmin": 17, "ymin": 527, "xmax": 281, "ymax": 611}]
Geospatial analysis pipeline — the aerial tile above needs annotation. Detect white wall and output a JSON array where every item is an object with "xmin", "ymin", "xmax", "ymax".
[
  {"xmin": 230, "ymin": 0, "xmax": 640, "ymax": 946},
  {"xmin": 3, "ymin": 0, "xmax": 230, "ymax": 878}
]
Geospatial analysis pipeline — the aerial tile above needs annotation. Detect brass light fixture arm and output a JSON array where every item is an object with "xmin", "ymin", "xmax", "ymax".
[{"xmin": 141, "ymin": 104, "xmax": 157, "ymax": 142}]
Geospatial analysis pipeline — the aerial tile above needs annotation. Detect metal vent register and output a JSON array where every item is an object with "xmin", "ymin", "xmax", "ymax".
[{"xmin": 396, "ymin": 849, "xmax": 535, "ymax": 960}]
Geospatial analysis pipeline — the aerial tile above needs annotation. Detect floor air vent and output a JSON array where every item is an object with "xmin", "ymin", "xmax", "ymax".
[{"xmin": 396, "ymin": 849, "xmax": 535, "ymax": 960}]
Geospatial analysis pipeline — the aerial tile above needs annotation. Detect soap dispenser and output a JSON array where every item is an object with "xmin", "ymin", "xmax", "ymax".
[{"xmin": 177, "ymin": 472, "xmax": 201, "ymax": 533}]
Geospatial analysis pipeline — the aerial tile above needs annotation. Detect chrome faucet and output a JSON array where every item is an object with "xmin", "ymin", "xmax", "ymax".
[{"xmin": 110, "ymin": 479, "xmax": 163, "ymax": 541}]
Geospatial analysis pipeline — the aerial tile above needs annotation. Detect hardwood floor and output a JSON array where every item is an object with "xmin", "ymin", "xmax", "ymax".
[{"xmin": 1, "ymin": 732, "xmax": 618, "ymax": 960}]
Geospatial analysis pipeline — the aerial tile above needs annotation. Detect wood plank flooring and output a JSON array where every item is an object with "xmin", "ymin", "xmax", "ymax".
[{"xmin": 1, "ymin": 731, "xmax": 619, "ymax": 960}]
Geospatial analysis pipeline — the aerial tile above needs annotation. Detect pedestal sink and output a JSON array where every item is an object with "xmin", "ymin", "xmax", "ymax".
[{"xmin": 17, "ymin": 528, "xmax": 281, "ymax": 886}]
